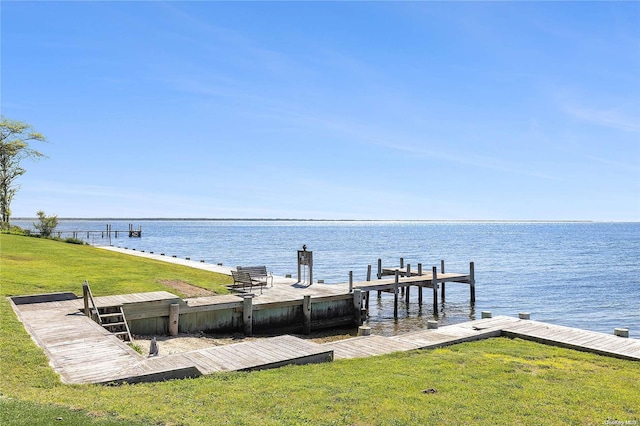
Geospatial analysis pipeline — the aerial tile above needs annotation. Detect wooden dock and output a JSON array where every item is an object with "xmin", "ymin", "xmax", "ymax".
[
  {"xmin": 10, "ymin": 248, "xmax": 637, "ymax": 385},
  {"xmin": 9, "ymin": 295, "xmax": 334, "ymax": 384},
  {"xmin": 10, "ymin": 290, "xmax": 639, "ymax": 385},
  {"xmin": 325, "ymin": 316, "xmax": 640, "ymax": 361}
]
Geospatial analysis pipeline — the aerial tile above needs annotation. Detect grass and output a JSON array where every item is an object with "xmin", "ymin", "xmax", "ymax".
[
  {"xmin": 1, "ymin": 233, "xmax": 639, "ymax": 425},
  {"xmin": 0, "ymin": 234, "xmax": 232, "ymax": 297}
]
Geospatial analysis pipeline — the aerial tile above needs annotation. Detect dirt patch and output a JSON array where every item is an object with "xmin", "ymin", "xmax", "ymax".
[
  {"xmin": 133, "ymin": 332, "xmax": 254, "ymax": 355},
  {"xmin": 158, "ymin": 280, "xmax": 214, "ymax": 298},
  {"xmin": 132, "ymin": 328, "xmax": 357, "ymax": 356}
]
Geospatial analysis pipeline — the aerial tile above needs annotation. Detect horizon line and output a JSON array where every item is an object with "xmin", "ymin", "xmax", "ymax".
[{"xmin": 13, "ymin": 217, "xmax": 635, "ymax": 223}]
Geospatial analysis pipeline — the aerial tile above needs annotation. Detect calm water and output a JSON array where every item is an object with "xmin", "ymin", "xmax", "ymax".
[{"xmin": 15, "ymin": 220, "xmax": 640, "ymax": 338}]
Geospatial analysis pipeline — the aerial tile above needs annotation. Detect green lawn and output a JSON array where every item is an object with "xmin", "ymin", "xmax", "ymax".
[
  {"xmin": 1, "ymin": 234, "xmax": 639, "ymax": 425},
  {"xmin": 0, "ymin": 234, "xmax": 232, "ymax": 297}
]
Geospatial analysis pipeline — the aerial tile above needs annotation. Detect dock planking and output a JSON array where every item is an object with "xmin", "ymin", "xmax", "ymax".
[
  {"xmin": 322, "ymin": 335, "xmax": 421, "ymax": 359},
  {"xmin": 10, "ymin": 286, "xmax": 639, "ymax": 385},
  {"xmin": 321, "ymin": 316, "xmax": 640, "ymax": 361},
  {"xmin": 9, "ymin": 295, "xmax": 334, "ymax": 384}
]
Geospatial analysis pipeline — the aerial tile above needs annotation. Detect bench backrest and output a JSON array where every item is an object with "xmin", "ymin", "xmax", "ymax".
[
  {"xmin": 231, "ymin": 270, "xmax": 253, "ymax": 284},
  {"xmin": 237, "ymin": 266, "xmax": 268, "ymax": 278}
]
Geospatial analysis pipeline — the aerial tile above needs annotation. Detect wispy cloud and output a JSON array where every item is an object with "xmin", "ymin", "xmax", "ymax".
[{"xmin": 564, "ymin": 105, "xmax": 640, "ymax": 133}]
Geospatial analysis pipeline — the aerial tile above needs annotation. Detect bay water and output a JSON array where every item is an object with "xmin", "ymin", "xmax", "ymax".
[{"xmin": 15, "ymin": 219, "xmax": 640, "ymax": 338}]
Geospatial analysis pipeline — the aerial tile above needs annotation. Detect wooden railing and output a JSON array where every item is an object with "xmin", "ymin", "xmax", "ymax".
[{"xmin": 82, "ymin": 280, "xmax": 102, "ymax": 324}]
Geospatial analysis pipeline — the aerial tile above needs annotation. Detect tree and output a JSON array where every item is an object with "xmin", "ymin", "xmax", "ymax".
[
  {"xmin": 0, "ymin": 117, "xmax": 47, "ymax": 227},
  {"xmin": 34, "ymin": 210, "xmax": 58, "ymax": 237}
]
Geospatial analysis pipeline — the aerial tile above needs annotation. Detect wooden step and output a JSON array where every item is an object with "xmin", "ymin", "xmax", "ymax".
[
  {"xmin": 97, "ymin": 305, "xmax": 132, "ymax": 342},
  {"xmin": 104, "ymin": 322, "xmax": 127, "ymax": 328},
  {"xmin": 100, "ymin": 312, "xmax": 124, "ymax": 318}
]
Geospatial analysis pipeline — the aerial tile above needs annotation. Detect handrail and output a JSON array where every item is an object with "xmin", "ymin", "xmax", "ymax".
[{"xmin": 82, "ymin": 280, "xmax": 102, "ymax": 325}]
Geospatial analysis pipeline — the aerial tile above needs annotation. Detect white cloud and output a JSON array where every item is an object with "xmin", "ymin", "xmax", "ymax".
[{"xmin": 565, "ymin": 105, "xmax": 640, "ymax": 133}]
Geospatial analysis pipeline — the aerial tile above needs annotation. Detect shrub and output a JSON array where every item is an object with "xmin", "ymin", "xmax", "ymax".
[
  {"xmin": 64, "ymin": 237, "xmax": 86, "ymax": 245},
  {"xmin": 33, "ymin": 210, "xmax": 58, "ymax": 237},
  {"xmin": 0, "ymin": 224, "xmax": 28, "ymax": 235}
]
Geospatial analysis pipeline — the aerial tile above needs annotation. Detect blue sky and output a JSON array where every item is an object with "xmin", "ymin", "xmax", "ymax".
[{"xmin": 2, "ymin": 1, "xmax": 639, "ymax": 220}]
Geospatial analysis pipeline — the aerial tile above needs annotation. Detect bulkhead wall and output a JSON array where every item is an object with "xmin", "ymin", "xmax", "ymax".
[{"xmin": 124, "ymin": 295, "xmax": 357, "ymax": 336}]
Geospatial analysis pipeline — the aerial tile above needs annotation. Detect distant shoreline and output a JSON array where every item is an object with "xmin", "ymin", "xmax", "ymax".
[{"xmin": 12, "ymin": 217, "xmax": 610, "ymax": 223}]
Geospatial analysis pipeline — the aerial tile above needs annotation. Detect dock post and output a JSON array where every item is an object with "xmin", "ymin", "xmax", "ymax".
[
  {"xmin": 358, "ymin": 326, "xmax": 371, "ymax": 336},
  {"xmin": 353, "ymin": 289, "xmax": 363, "ymax": 325},
  {"xmin": 470, "ymin": 262, "xmax": 476, "ymax": 304},
  {"xmin": 365, "ymin": 265, "xmax": 371, "ymax": 311},
  {"xmin": 405, "ymin": 264, "xmax": 411, "ymax": 304},
  {"xmin": 394, "ymin": 270, "xmax": 399, "ymax": 318},
  {"xmin": 243, "ymin": 295, "xmax": 253, "ymax": 336},
  {"xmin": 417, "ymin": 263, "xmax": 423, "ymax": 305},
  {"xmin": 614, "ymin": 328, "xmax": 629, "ymax": 338},
  {"xmin": 377, "ymin": 259, "xmax": 382, "ymax": 298},
  {"xmin": 349, "ymin": 271, "xmax": 353, "ymax": 293},
  {"xmin": 303, "ymin": 295, "xmax": 312, "ymax": 335},
  {"xmin": 169, "ymin": 303, "xmax": 179, "ymax": 336},
  {"xmin": 432, "ymin": 266, "xmax": 438, "ymax": 315},
  {"xmin": 82, "ymin": 282, "xmax": 90, "ymax": 317},
  {"xmin": 440, "ymin": 260, "xmax": 446, "ymax": 301},
  {"xmin": 400, "ymin": 257, "xmax": 404, "ymax": 268}
]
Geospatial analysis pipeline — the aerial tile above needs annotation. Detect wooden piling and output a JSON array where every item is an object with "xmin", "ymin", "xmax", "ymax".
[
  {"xmin": 303, "ymin": 295, "xmax": 311, "ymax": 335},
  {"xmin": 349, "ymin": 271, "xmax": 353, "ymax": 293},
  {"xmin": 365, "ymin": 265, "xmax": 371, "ymax": 311},
  {"xmin": 377, "ymin": 259, "xmax": 382, "ymax": 298},
  {"xmin": 470, "ymin": 262, "xmax": 476, "ymax": 304},
  {"xmin": 614, "ymin": 328, "xmax": 629, "ymax": 338},
  {"xmin": 432, "ymin": 266, "xmax": 438, "ymax": 315},
  {"xmin": 82, "ymin": 283, "xmax": 90, "ymax": 317},
  {"xmin": 405, "ymin": 264, "xmax": 411, "ymax": 304},
  {"xmin": 441, "ymin": 260, "xmax": 446, "ymax": 301},
  {"xmin": 169, "ymin": 303, "xmax": 179, "ymax": 336},
  {"xmin": 358, "ymin": 326, "xmax": 371, "ymax": 336},
  {"xmin": 243, "ymin": 295, "xmax": 253, "ymax": 336},
  {"xmin": 353, "ymin": 289, "xmax": 363, "ymax": 325},
  {"xmin": 400, "ymin": 257, "xmax": 404, "ymax": 268},
  {"xmin": 417, "ymin": 263, "xmax": 423, "ymax": 305},
  {"xmin": 394, "ymin": 270, "xmax": 399, "ymax": 318}
]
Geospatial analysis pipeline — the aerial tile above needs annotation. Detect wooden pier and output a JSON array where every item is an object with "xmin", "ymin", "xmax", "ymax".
[
  {"xmin": 49, "ymin": 223, "xmax": 142, "ymax": 240},
  {"xmin": 91, "ymin": 247, "xmax": 476, "ymax": 333},
  {"xmin": 353, "ymin": 259, "xmax": 475, "ymax": 316}
]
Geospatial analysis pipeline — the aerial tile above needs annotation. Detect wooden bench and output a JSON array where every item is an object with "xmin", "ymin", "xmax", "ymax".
[
  {"xmin": 231, "ymin": 267, "xmax": 272, "ymax": 294},
  {"xmin": 237, "ymin": 266, "xmax": 273, "ymax": 288}
]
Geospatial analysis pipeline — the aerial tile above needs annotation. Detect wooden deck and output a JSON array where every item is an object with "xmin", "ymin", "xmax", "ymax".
[
  {"xmin": 11, "ymin": 290, "xmax": 638, "ymax": 386},
  {"xmin": 324, "ymin": 316, "xmax": 640, "ymax": 361},
  {"xmin": 9, "ymin": 296, "xmax": 334, "ymax": 384}
]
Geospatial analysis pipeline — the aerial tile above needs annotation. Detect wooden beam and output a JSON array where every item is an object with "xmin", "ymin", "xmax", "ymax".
[
  {"xmin": 243, "ymin": 295, "xmax": 253, "ymax": 336},
  {"xmin": 394, "ymin": 270, "xmax": 399, "ymax": 319},
  {"xmin": 470, "ymin": 261, "xmax": 476, "ymax": 304},
  {"xmin": 353, "ymin": 289, "xmax": 362, "ymax": 326},
  {"xmin": 432, "ymin": 266, "xmax": 438, "ymax": 315},
  {"xmin": 405, "ymin": 264, "xmax": 411, "ymax": 304},
  {"xmin": 169, "ymin": 303, "xmax": 179, "ymax": 336},
  {"xmin": 417, "ymin": 263, "xmax": 423, "ymax": 305},
  {"xmin": 441, "ymin": 259, "xmax": 446, "ymax": 301},
  {"xmin": 303, "ymin": 295, "xmax": 311, "ymax": 335}
]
